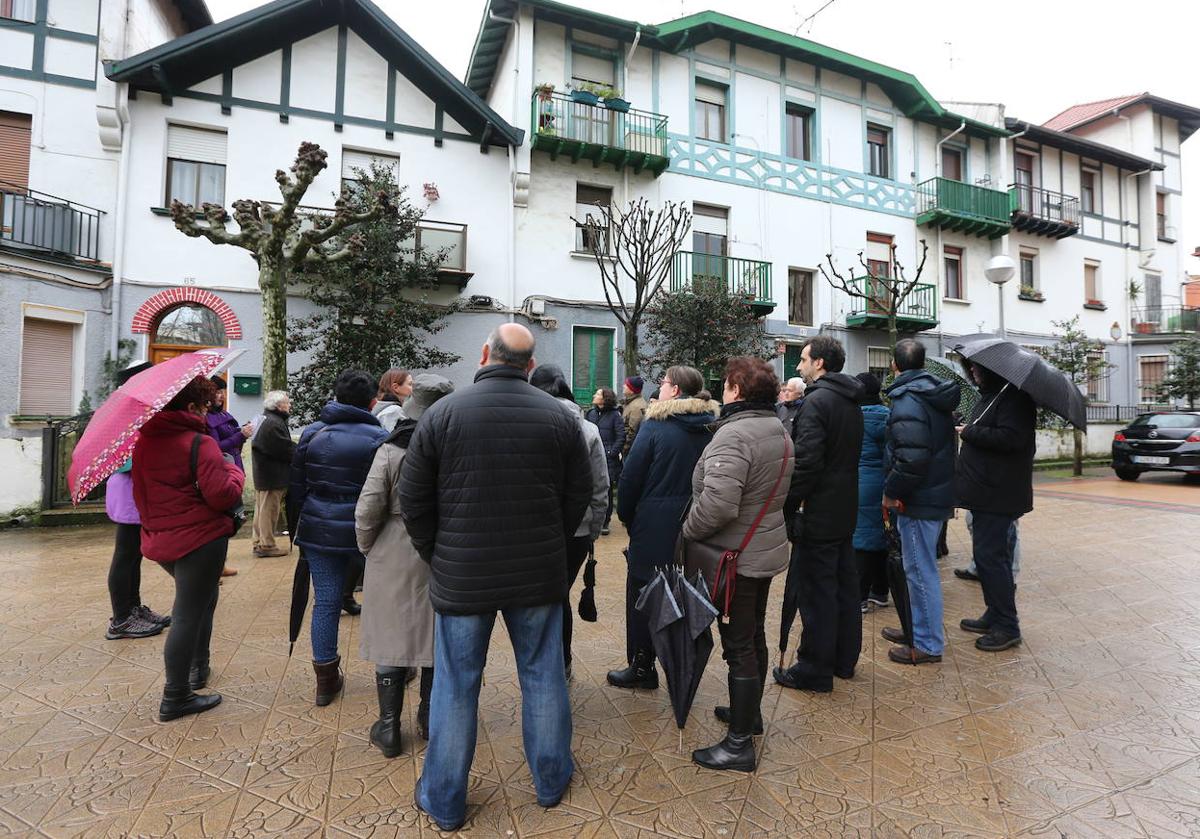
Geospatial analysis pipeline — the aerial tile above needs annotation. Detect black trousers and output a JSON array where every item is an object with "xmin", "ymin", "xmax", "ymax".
[
  {"xmin": 625, "ymin": 568, "xmax": 655, "ymax": 663},
  {"xmin": 108, "ymin": 522, "xmax": 144, "ymax": 622},
  {"xmin": 971, "ymin": 511, "xmax": 1021, "ymax": 636},
  {"xmin": 162, "ymin": 537, "xmax": 227, "ymax": 691},
  {"xmin": 717, "ymin": 575, "xmax": 771, "ymax": 683},
  {"xmin": 561, "ymin": 536, "xmax": 591, "ymax": 666},
  {"xmin": 856, "ymin": 548, "xmax": 888, "ymax": 602},
  {"xmin": 604, "ymin": 482, "xmax": 615, "ymax": 526},
  {"xmin": 796, "ymin": 537, "xmax": 861, "ymax": 678},
  {"xmin": 343, "ymin": 551, "xmax": 365, "ymax": 598}
]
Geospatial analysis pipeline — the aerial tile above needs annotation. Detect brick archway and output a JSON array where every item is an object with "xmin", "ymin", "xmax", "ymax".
[{"xmin": 131, "ymin": 287, "xmax": 243, "ymax": 340}]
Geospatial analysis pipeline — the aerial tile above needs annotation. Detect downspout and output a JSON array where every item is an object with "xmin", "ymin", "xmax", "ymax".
[
  {"xmin": 623, "ymin": 26, "xmax": 641, "ymax": 209},
  {"xmin": 933, "ymin": 120, "xmax": 966, "ymax": 311},
  {"xmin": 109, "ymin": 0, "xmax": 134, "ymax": 358},
  {"xmin": 1124, "ymin": 164, "xmax": 1154, "ymax": 404},
  {"xmin": 488, "ymin": 5, "xmax": 520, "ymax": 322}
]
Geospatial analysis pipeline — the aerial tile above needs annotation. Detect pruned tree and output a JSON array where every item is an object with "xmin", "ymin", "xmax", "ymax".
[
  {"xmin": 170, "ymin": 141, "xmax": 395, "ymax": 391},
  {"xmin": 640, "ymin": 283, "xmax": 773, "ymax": 390},
  {"xmin": 819, "ymin": 240, "xmax": 930, "ymax": 350},
  {"xmin": 1158, "ymin": 336, "xmax": 1200, "ymax": 410},
  {"xmin": 573, "ymin": 198, "xmax": 692, "ymax": 376},
  {"xmin": 1039, "ymin": 316, "xmax": 1113, "ymax": 476}
]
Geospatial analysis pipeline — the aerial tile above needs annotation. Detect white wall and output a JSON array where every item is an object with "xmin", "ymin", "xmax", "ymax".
[{"xmin": 0, "ymin": 437, "xmax": 43, "ymax": 513}]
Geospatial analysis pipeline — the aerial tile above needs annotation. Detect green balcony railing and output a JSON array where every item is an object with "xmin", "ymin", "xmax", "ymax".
[
  {"xmin": 669, "ymin": 251, "xmax": 773, "ymax": 311},
  {"xmin": 845, "ymin": 276, "xmax": 938, "ymax": 330},
  {"xmin": 530, "ymin": 91, "xmax": 669, "ymax": 176},
  {"xmin": 916, "ymin": 177, "xmax": 1012, "ymax": 239}
]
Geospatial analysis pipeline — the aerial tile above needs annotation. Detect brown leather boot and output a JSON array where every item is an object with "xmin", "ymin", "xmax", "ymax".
[{"xmin": 313, "ymin": 657, "xmax": 344, "ymax": 706}]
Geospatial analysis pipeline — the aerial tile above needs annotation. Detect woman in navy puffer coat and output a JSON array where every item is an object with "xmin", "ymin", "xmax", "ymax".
[
  {"xmin": 853, "ymin": 373, "xmax": 890, "ymax": 609},
  {"xmin": 288, "ymin": 371, "xmax": 388, "ymax": 707},
  {"xmin": 585, "ymin": 387, "xmax": 625, "ymax": 530}
]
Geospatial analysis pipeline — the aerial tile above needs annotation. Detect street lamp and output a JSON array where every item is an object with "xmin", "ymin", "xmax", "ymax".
[
  {"xmin": 985, "ymin": 254, "xmax": 1016, "ymax": 338},
  {"xmin": 1109, "ymin": 322, "xmax": 1123, "ymax": 342}
]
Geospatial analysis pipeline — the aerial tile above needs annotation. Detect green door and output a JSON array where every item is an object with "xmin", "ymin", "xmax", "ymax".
[
  {"xmin": 572, "ymin": 327, "xmax": 614, "ymax": 405},
  {"xmin": 783, "ymin": 344, "xmax": 802, "ymax": 380}
]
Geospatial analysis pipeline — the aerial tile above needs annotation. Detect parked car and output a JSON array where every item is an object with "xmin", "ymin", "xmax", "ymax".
[{"xmin": 1111, "ymin": 412, "xmax": 1200, "ymax": 481}]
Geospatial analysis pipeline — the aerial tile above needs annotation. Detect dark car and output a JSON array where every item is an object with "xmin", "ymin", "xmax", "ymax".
[{"xmin": 1111, "ymin": 412, "xmax": 1200, "ymax": 481}]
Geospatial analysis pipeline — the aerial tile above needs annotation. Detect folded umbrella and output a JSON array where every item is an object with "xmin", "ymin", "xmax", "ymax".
[
  {"xmin": 951, "ymin": 336, "xmax": 1086, "ymax": 429},
  {"xmin": 68, "ymin": 348, "xmax": 243, "ymax": 504},
  {"xmin": 287, "ymin": 550, "xmax": 311, "ymax": 657},
  {"xmin": 883, "ymin": 508, "xmax": 914, "ymax": 649},
  {"xmin": 777, "ymin": 510, "xmax": 804, "ymax": 667},
  {"xmin": 577, "ymin": 544, "xmax": 597, "ymax": 622}
]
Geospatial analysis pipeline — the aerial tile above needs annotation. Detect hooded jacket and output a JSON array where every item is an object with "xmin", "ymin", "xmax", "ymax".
[
  {"xmin": 288, "ymin": 401, "xmax": 388, "ymax": 556},
  {"xmin": 559, "ymin": 398, "xmax": 609, "ymax": 540},
  {"xmin": 854, "ymin": 403, "xmax": 891, "ymax": 551},
  {"xmin": 132, "ymin": 410, "xmax": 245, "ymax": 562},
  {"xmin": 206, "ymin": 408, "xmax": 246, "ymax": 471},
  {"xmin": 956, "ymin": 383, "xmax": 1037, "ymax": 515},
  {"xmin": 617, "ymin": 397, "xmax": 715, "ymax": 578},
  {"xmin": 372, "ymin": 396, "xmax": 405, "ymax": 433},
  {"xmin": 784, "ymin": 373, "xmax": 865, "ymax": 543},
  {"xmin": 883, "ymin": 370, "xmax": 961, "ymax": 520},
  {"xmin": 622, "ymin": 393, "xmax": 648, "ymax": 457}
]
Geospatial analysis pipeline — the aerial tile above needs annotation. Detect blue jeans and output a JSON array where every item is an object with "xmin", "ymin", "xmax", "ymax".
[
  {"xmin": 306, "ymin": 550, "xmax": 349, "ymax": 663},
  {"xmin": 897, "ymin": 516, "xmax": 945, "ymax": 656},
  {"xmin": 417, "ymin": 604, "xmax": 573, "ymax": 831}
]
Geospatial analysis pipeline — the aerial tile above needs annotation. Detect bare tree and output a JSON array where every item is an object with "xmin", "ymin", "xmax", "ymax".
[
  {"xmin": 170, "ymin": 142, "xmax": 394, "ymax": 391},
  {"xmin": 819, "ymin": 240, "xmax": 931, "ymax": 351},
  {"xmin": 573, "ymin": 198, "xmax": 692, "ymax": 376}
]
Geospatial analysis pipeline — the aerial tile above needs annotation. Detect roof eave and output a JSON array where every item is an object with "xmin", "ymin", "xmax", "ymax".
[{"xmin": 1007, "ymin": 119, "xmax": 1162, "ymax": 171}]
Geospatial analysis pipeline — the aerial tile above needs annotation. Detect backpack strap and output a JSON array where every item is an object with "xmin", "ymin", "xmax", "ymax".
[{"xmin": 190, "ymin": 433, "xmax": 204, "ymax": 497}]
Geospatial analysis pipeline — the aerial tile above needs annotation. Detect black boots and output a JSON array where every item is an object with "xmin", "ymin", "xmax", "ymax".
[
  {"xmin": 313, "ymin": 656, "xmax": 344, "ymax": 707},
  {"xmin": 189, "ymin": 659, "xmax": 210, "ymax": 691},
  {"xmin": 341, "ymin": 596, "xmax": 362, "ymax": 616},
  {"xmin": 370, "ymin": 671, "xmax": 405, "ymax": 758},
  {"xmin": 693, "ymin": 676, "xmax": 759, "ymax": 772},
  {"xmin": 159, "ymin": 685, "xmax": 221, "ymax": 722},
  {"xmin": 714, "ymin": 672, "xmax": 765, "ymax": 734},
  {"xmin": 606, "ymin": 649, "xmax": 659, "ymax": 689}
]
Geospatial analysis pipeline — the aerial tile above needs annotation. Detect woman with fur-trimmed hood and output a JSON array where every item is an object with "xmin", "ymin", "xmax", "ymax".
[{"xmin": 607, "ymin": 365, "xmax": 715, "ymax": 691}]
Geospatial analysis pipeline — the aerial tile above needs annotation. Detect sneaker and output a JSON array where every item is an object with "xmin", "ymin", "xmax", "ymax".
[
  {"xmin": 860, "ymin": 600, "xmax": 869, "ymax": 614},
  {"xmin": 867, "ymin": 594, "xmax": 889, "ymax": 608},
  {"xmin": 601, "ymin": 524, "xmax": 611, "ymax": 536},
  {"xmin": 253, "ymin": 547, "xmax": 288, "ymax": 558},
  {"xmin": 106, "ymin": 613, "xmax": 165, "ymax": 640},
  {"xmin": 135, "ymin": 604, "xmax": 171, "ymax": 627},
  {"xmin": 953, "ymin": 568, "xmax": 979, "ymax": 582}
]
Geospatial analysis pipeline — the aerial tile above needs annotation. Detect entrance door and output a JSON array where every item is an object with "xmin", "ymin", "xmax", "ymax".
[
  {"xmin": 572, "ymin": 326, "xmax": 614, "ymax": 405},
  {"xmin": 1014, "ymin": 151, "xmax": 1035, "ymax": 213},
  {"xmin": 149, "ymin": 301, "xmax": 228, "ymax": 363}
]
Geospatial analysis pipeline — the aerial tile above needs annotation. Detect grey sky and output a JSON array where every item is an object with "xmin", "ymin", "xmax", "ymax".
[{"xmin": 205, "ymin": 0, "xmax": 1200, "ymax": 283}]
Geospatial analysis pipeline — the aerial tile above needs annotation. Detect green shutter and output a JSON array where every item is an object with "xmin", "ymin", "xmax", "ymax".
[{"xmin": 572, "ymin": 327, "xmax": 615, "ymax": 405}]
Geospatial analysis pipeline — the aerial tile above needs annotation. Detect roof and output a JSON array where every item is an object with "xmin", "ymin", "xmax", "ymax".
[
  {"xmin": 172, "ymin": 0, "xmax": 213, "ymax": 32},
  {"xmin": 107, "ymin": 0, "xmax": 522, "ymax": 148},
  {"xmin": 1004, "ymin": 118, "xmax": 1162, "ymax": 173},
  {"xmin": 1044, "ymin": 92, "xmax": 1200, "ymax": 141},
  {"xmin": 466, "ymin": 0, "xmax": 1007, "ymax": 138}
]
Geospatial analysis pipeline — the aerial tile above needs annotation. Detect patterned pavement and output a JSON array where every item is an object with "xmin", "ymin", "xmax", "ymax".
[{"xmin": 0, "ymin": 478, "xmax": 1198, "ymax": 837}]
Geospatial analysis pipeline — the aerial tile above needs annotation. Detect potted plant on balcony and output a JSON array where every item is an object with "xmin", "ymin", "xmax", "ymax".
[
  {"xmin": 601, "ymin": 86, "xmax": 630, "ymax": 113},
  {"xmin": 569, "ymin": 82, "xmax": 602, "ymax": 106},
  {"xmin": 534, "ymin": 82, "xmax": 555, "ymax": 101},
  {"xmin": 1018, "ymin": 284, "xmax": 1044, "ymax": 302}
]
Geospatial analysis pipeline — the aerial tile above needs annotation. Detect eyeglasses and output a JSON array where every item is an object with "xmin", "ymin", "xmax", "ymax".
[{"xmin": 662, "ymin": 378, "xmax": 673, "ymax": 387}]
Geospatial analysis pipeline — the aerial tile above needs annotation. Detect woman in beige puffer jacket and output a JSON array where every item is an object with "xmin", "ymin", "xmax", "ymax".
[{"xmin": 682, "ymin": 357, "xmax": 793, "ymax": 773}]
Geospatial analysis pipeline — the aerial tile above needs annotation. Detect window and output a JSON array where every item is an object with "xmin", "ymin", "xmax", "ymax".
[
  {"xmin": 341, "ymin": 148, "xmax": 400, "ymax": 193},
  {"xmin": 1020, "ymin": 249, "xmax": 1039, "ymax": 293},
  {"xmin": 1086, "ymin": 351, "xmax": 1108, "ymax": 402},
  {"xmin": 1139, "ymin": 355, "xmax": 1168, "ymax": 403},
  {"xmin": 785, "ymin": 104, "xmax": 812, "ymax": 161},
  {"xmin": 941, "ymin": 146, "xmax": 963, "ymax": 182},
  {"xmin": 1156, "ymin": 191, "xmax": 1169, "ymax": 240},
  {"xmin": 868, "ymin": 347, "xmax": 891, "ymax": 383},
  {"xmin": 574, "ymin": 184, "xmax": 612, "ymax": 253},
  {"xmin": 692, "ymin": 204, "xmax": 728, "ymax": 287},
  {"xmin": 866, "ymin": 125, "xmax": 890, "ymax": 178},
  {"xmin": 0, "ymin": 0, "xmax": 35, "ymax": 22},
  {"xmin": 865, "ymin": 232, "xmax": 893, "ymax": 314},
  {"xmin": 166, "ymin": 125, "xmax": 227, "ymax": 207},
  {"xmin": 1080, "ymin": 167, "xmax": 1097, "ymax": 214},
  {"xmin": 572, "ymin": 326, "xmax": 614, "ymax": 405},
  {"xmin": 154, "ymin": 304, "xmax": 227, "ymax": 347},
  {"xmin": 943, "ymin": 245, "xmax": 964, "ymax": 300},
  {"xmin": 19, "ymin": 317, "xmax": 75, "ymax": 415},
  {"xmin": 787, "ymin": 268, "xmax": 813, "ymax": 326},
  {"xmin": 0, "ymin": 111, "xmax": 33, "ymax": 190},
  {"xmin": 408, "ymin": 220, "xmax": 467, "ymax": 271},
  {"xmin": 1014, "ymin": 151, "xmax": 1035, "ymax": 212},
  {"xmin": 570, "ymin": 47, "xmax": 615, "ymax": 90},
  {"xmin": 694, "ymin": 81, "xmax": 727, "ymax": 143},
  {"xmin": 1084, "ymin": 260, "xmax": 1101, "ymax": 304}
]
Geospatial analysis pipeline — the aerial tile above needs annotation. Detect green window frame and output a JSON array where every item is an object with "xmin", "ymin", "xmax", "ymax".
[{"xmin": 572, "ymin": 326, "xmax": 615, "ymax": 405}]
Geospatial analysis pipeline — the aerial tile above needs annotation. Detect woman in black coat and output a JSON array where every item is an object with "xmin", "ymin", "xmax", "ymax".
[
  {"xmin": 586, "ymin": 387, "xmax": 625, "ymax": 533},
  {"xmin": 607, "ymin": 367, "xmax": 714, "ymax": 690}
]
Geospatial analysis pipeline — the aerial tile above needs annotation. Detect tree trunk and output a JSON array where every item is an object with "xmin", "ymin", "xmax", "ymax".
[
  {"xmin": 624, "ymin": 320, "xmax": 639, "ymax": 378},
  {"xmin": 1072, "ymin": 427, "xmax": 1084, "ymax": 478},
  {"xmin": 259, "ymin": 258, "xmax": 289, "ymax": 392},
  {"xmin": 887, "ymin": 313, "xmax": 898, "ymax": 352}
]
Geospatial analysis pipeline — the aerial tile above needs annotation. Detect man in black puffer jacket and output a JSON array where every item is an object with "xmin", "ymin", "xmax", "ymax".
[
  {"xmin": 774, "ymin": 336, "xmax": 865, "ymax": 694},
  {"xmin": 880, "ymin": 339, "xmax": 960, "ymax": 666},
  {"xmin": 399, "ymin": 323, "xmax": 590, "ymax": 833}
]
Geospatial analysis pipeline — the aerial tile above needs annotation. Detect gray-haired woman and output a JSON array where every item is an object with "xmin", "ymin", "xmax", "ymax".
[{"xmin": 250, "ymin": 390, "xmax": 294, "ymax": 558}]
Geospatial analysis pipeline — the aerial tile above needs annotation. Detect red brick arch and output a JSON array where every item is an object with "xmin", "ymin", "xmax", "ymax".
[{"xmin": 131, "ymin": 287, "xmax": 243, "ymax": 341}]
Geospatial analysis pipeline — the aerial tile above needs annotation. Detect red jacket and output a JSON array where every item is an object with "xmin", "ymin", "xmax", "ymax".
[{"xmin": 132, "ymin": 410, "xmax": 245, "ymax": 562}]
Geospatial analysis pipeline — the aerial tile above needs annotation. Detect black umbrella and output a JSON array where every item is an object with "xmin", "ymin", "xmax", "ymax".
[
  {"xmin": 287, "ymin": 551, "xmax": 311, "ymax": 657},
  {"xmin": 883, "ymin": 509, "xmax": 914, "ymax": 649},
  {"xmin": 636, "ymin": 567, "xmax": 718, "ymax": 749},
  {"xmin": 777, "ymin": 512, "xmax": 804, "ymax": 667},
  {"xmin": 577, "ymin": 544, "xmax": 597, "ymax": 622},
  {"xmin": 951, "ymin": 336, "xmax": 1087, "ymax": 429}
]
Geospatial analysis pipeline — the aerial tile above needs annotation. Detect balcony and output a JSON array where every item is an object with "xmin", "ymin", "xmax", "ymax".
[
  {"xmin": 410, "ymin": 220, "xmax": 472, "ymax": 289},
  {"xmin": 0, "ymin": 181, "xmax": 104, "ymax": 266},
  {"xmin": 530, "ymin": 91, "xmax": 669, "ymax": 177},
  {"xmin": 845, "ymin": 276, "xmax": 938, "ymax": 331},
  {"xmin": 1130, "ymin": 306, "xmax": 1200, "ymax": 339},
  {"xmin": 669, "ymin": 252, "xmax": 774, "ymax": 315},
  {"xmin": 1009, "ymin": 184, "xmax": 1080, "ymax": 239},
  {"xmin": 915, "ymin": 177, "xmax": 1011, "ymax": 239}
]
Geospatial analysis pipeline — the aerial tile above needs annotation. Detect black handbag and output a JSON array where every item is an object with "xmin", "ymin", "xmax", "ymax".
[{"xmin": 190, "ymin": 433, "xmax": 247, "ymax": 535}]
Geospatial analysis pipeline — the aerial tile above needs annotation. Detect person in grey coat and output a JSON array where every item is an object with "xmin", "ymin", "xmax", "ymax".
[
  {"xmin": 355, "ymin": 373, "xmax": 454, "ymax": 758},
  {"xmin": 530, "ymin": 365, "xmax": 608, "ymax": 678}
]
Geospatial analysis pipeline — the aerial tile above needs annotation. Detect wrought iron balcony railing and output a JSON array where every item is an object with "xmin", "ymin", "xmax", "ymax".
[
  {"xmin": 0, "ymin": 180, "xmax": 103, "ymax": 264},
  {"xmin": 845, "ymin": 277, "xmax": 938, "ymax": 331},
  {"xmin": 530, "ymin": 90, "xmax": 669, "ymax": 176},
  {"xmin": 1130, "ymin": 306, "xmax": 1200, "ymax": 336},
  {"xmin": 669, "ymin": 251, "xmax": 773, "ymax": 311},
  {"xmin": 1009, "ymin": 183, "xmax": 1080, "ymax": 238}
]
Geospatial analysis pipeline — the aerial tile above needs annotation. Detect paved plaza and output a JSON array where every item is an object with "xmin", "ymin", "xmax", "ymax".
[{"xmin": 0, "ymin": 474, "xmax": 1198, "ymax": 837}]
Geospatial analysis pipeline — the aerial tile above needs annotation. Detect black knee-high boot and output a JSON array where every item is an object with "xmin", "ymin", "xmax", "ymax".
[
  {"xmin": 369, "ymin": 669, "xmax": 405, "ymax": 758},
  {"xmin": 692, "ymin": 676, "xmax": 759, "ymax": 772}
]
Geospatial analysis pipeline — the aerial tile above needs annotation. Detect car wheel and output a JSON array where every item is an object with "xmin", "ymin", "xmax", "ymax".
[{"xmin": 1115, "ymin": 467, "xmax": 1141, "ymax": 482}]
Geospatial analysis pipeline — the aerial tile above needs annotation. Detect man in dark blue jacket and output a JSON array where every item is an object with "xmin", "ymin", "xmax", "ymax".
[
  {"xmin": 880, "ymin": 340, "xmax": 960, "ymax": 665},
  {"xmin": 288, "ymin": 369, "xmax": 389, "ymax": 706}
]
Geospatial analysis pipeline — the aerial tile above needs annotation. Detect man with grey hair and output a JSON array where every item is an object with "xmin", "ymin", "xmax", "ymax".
[
  {"xmin": 250, "ymin": 390, "xmax": 294, "ymax": 557},
  {"xmin": 400, "ymin": 322, "xmax": 592, "ymax": 832},
  {"xmin": 776, "ymin": 376, "xmax": 806, "ymax": 437}
]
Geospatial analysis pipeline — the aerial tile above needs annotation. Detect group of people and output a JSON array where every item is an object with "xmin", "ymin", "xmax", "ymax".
[{"xmin": 103, "ymin": 322, "xmax": 1034, "ymax": 832}]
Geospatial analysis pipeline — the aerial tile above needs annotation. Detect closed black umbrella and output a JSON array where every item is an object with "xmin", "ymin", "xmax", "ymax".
[
  {"xmin": 577, "ymin": 544, "xmax": 597, "ymax": 622},
  {"xmin": 777, "ymin": 511, "xmax": 804, "ymax": 667},
  {"xmin": 883, "ymin": 509, "xmax": 914, "ymax": 649},
  {"xmin": 951, "ymin": 336, "xmax": 1087, "ymax": 429},
  {"xmin": 287, "ymin": 551, "xmax": 310, "ymax": 657}
]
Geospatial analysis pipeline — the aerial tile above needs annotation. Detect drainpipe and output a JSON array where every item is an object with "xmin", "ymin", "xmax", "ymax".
[
  {"xmin": 489, "ymin": 5, "xmax": 520, "ymax": 322},
  {"xmin": 110, "ymin": 88, "xmax": 132, "ymax": 358},
  {"xmin": 1123, "ymin": 165, "xmax": 1154, "ymax": 404},
  {"xmin": 933, "ymin": 120, "xmax": 966, "ymax": 311}
]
